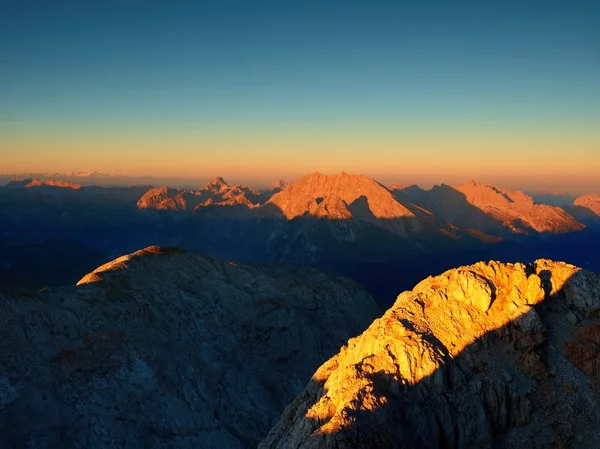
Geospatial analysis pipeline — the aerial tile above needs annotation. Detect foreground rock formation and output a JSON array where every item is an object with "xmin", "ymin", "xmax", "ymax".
[
  {"xmin": 261, "ymin": 259, "xmax": 600, "ymax": 448},
  {"xmin": 0, "ymin": 246, "xmax": 379, "ymax": 448}
]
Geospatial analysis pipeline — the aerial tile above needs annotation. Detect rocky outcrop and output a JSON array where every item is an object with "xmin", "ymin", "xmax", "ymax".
[
  {"xmin": 0, "ymin": 246, "xmax": 379, "ymax": 448},
  {"xmin": 261, "ymin": 260, "xmax": 600, "ymax": 449}
]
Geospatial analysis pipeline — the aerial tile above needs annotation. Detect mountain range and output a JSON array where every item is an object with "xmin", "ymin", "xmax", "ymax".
[
  {"xmin": 1, "ymin": 172, "xmax": 599, "ymax": 303},
  {"xmin": 1, "ymin": 171, "xmax": 600, "ymax": 448}
]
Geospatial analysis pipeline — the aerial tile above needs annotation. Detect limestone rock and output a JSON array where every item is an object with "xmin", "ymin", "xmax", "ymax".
[
  {"xmin": 0, "ymin": 246, "xmax": 379, "ymax": 448},
  {"xmin": 261, "ymin": 259, "xmax": 600, "ymax": 449}
]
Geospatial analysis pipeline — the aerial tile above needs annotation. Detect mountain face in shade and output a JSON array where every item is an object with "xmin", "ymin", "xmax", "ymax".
[
  {"xmin": 0, "ymin": 246, "xmax": 379, "ymax": 448},
  {"xmin": 568, "ymin": 194, "xmax": 600, "ymax": 228},
  {"xmin": 267, "ymin": 172, "xmax": 414, "ymax": 221},
  {"xmin": 261, "ymin": 260, "xmax": 600, "ymax": 449}
]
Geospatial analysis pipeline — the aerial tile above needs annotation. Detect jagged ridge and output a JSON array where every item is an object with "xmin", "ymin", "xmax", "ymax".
[{"xmin": 261, "ymin": 259, "xmax": 600, "ymax": 448}]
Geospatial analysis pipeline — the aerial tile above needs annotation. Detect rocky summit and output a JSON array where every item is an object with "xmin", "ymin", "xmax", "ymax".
[
  {"xmin": 0, "ymin": 246, "xmax": 379, "ymax": 448},
  {"xmin": 261, "ymin": 259, "xmax": 600, "ymax": 449},
  {"xmin": 267, "ymin": 172, "xmax": 415, "ymax": 221}
]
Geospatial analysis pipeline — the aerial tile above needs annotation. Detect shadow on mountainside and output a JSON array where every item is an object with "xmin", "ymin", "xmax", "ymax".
[
  {"xmin": 261, "ymin": 266, "xmax": 600, "ymax": 448},
  {"xmin": 566, "ymin": 205, "xmax": 600, "ymax": 228},
  {"xmin": 400, "ymin": 184, "xmax": 511, "ymax": 236},
  {"xmin": 1, "ymin": 187, "xmax": 598, "ymax": 310}
]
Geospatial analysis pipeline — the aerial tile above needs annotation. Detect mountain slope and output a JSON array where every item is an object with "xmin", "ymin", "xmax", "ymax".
[
  {"xmin": 268, "ymin": 172, "xmax": 414, "ymax": 221},
  {"xmin": 574, "ymin": 194, "xmax": 600, "ymax": 216},
  {"xmin": 453, "ymin": 180, "xmax": 584, "ymax": 233},
  {"xmin": 261, "ymin": 259, "xmax": 600, "ymax": 448},
  {"xmin": 413, "ymin": 181, "xmax": 584, "ymax": 236},
  {"xmin": 570, "ymin": 194, "xmax": 600, "ymax": 227},
  {"xmin": 0, "ymin": 246, "xmax": 379, "ymax": 448}
]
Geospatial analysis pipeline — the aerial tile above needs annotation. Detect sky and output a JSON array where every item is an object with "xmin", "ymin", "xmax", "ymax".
[{"xmin": 1, "ymin": 0, "xmax": 599, "ymax": 192}]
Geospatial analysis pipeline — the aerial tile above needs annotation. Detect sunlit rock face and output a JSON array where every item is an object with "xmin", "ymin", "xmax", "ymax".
[
  {"xmin": 574, "ymin": 194, "xmax": 600, "ymax": 217},
  {"xmin": 0, "ymin": 246, "xmax": 379, "ymax": 449},
  {"xmin": 267, "ymin": 172, "xmax": 415, "ymax": 221},
  {"xmin": 261, "ymin": 260, "xmax": 600, "ymax": 449},
  {"xmin": 136, "ymin": 177, "xmax": 267, "ymax": 212},
  {"xmin": 452, "ymin": 181, "xmax": 584, "ymax": 234}
]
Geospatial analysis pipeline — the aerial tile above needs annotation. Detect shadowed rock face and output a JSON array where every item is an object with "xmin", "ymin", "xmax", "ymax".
[
  {"xmin": 0, "ymin": 246, "xmax": 379, "ymax": 449},
  {"xmin": 261, "ymin": 260, "xmax": 600, "ymax": 449}
]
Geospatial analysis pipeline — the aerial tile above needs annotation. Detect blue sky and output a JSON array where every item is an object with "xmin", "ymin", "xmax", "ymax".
[{"xmin": 1, "ymin": 0, "xmax": 599, "ymax": 191}]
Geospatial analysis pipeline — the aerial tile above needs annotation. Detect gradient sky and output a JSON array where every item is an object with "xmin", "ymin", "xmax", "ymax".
[{"xmin": 1, "ymin": 0, "xmax": 599, "ymax": 192}]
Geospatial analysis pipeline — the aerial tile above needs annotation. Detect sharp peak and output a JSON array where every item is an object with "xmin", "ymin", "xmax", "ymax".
[
  {"xmin": 203, "ymin": 176, "xmax": 230, "ymax": 191},
  {"xmin": 207, "ymin": 176, "xmax": 228, "ymax": 184}
]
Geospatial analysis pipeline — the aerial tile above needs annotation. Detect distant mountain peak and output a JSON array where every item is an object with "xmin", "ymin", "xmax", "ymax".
[
  {"xmin": 4, "ymin": 178, "xmax": 82, "ymax": 190},
  {"xmin": 26, "ymin": 179, "xmax": 83, "ymax": 189},
  {"xmin": 269, "ymin": 178, "xmax": 288, "ymax": 191},
  {"xmin": 203, "ymin": 176, "xmax": 230, "ymax": 193},
  {"xmin": 574, "ymin": 193, "xmax": 600, "ymax": 216},
  {"xmin": 451, "ymin": 181, "xmax": 584, "ymax": 233},
  {"xmin": 267, "ymin": 172, "xmax": 414, "ymax": 221},
  {"xmin": 68, "ymin": 170, "xmax": 114, "ymax": 178}
]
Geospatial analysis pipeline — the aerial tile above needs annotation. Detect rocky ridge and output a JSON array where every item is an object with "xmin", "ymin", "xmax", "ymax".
[
  {"xmin": 0, "ymin": 246, "xmax": 379, "ymax": 448},
  {"xmin": 136, "ymin": 178, "xmax": 266, "ymax": 212},
  {"xmin": 453, "ymin": 181, "xmax": 584, "ymax": 234},
  {"xmin": 4, "ymin": 178, "xmax": 83, "ymax": 190},
  {"xmin": 261, "ymin": 259, "xmax": 600, "ymax": 448}
]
